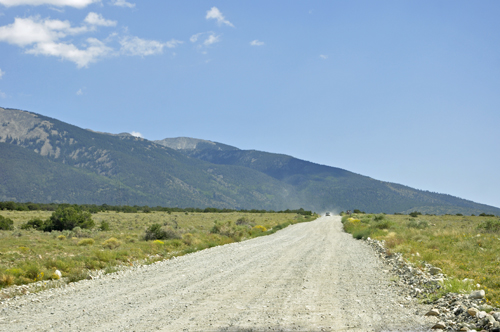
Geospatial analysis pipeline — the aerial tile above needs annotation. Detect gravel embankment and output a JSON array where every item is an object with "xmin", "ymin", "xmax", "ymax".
[{"xmin": 0, "ymin": 216, "xmax": 435, "ymax": 331}]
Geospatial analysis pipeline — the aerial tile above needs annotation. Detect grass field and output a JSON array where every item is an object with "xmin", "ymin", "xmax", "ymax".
[
  {"xmin": 0, "ymin": 210, "xmax": 316, "ymax": 291},
  {"xmin": 342, "ymin": 213, "xmax": 500, "ymax": 306}
]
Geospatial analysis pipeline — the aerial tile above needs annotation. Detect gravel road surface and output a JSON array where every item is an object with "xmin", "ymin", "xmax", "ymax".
[{"xmin": 1, "ymin": 216, "xmax": 434, "ymax": 331}]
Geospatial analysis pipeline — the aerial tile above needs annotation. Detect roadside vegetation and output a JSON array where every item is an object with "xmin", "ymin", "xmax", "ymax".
[
  {"xmin": 341, "ymin": 212, "xmax": 500, "ymax": 306},
  {"xmin": 0, "ymin": 206, "xmax": 316, "ymax": 292}
]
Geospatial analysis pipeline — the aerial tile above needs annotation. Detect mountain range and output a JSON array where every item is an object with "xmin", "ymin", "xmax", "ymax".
[{"xmin": 1, "ymin": 106, "xmax": 499, "ymax": 215}]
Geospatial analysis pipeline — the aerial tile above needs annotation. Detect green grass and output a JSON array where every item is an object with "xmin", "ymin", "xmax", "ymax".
[
  {"xmin": 0, "ymin": 210, "xmax": 316, "ymax": 291},
  {"xmin": 342, "ymin": 213, "xmax": 500, "ymax": 306}
]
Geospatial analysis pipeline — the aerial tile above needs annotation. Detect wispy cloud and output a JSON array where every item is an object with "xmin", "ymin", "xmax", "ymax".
[
  {"xmin": 206, "ymin": 7, "xmax": 234, "ymax": 27},
  {"xmin": 130, "ymin": 131, "xmax": 142, "ymax": 138},
  {"xmin": 76, "ymin": 88, "xmax": 83, "ymax": 95},
  {"xmin": 203, "ymin": 34, "xmax": 219, "ymax": 46},
  {"xmin": 250, "ymin": 39, "xmax": 264, "ymax": 46},
  {"xmin": 319, "ymin": 54, "xmax": 328, "ymax": 59},
  {"xmin": 120, "ymin": 36, "xmax": 182, "ymax": 56},
  {"xmin": 190, "ymin": 32, "xmax": 202, "ymax": 43},
  {"xmin": 84, "ymin": 12, "xmax": 117, "ymax": 27},
  {"xmin": 0, "ymin": 0, "xmax": 99, "ymax": 8},
  {"xmin": 0, "ymin": 68, "xmax": 4, "ymax": 79},
  {"xmin": 111, "ymin": 0, "xmax": 134, "ymax": 8},
  {"xmin": 190, "ymin": 31, "xmax": 220, "ymax": 52},
  {"xmin": 0, "ymin": 91, "xmax": 6, "ymax": 98}
]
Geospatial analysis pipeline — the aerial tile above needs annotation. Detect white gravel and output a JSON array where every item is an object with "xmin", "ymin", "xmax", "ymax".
[{"xmin": 0, "ymin": 216, "xmax": 435, "ymax": 331}]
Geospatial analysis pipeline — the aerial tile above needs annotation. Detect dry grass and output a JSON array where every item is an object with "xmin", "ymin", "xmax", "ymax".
[
  {"xmin": 343, "ymin": 213, "xmax": 500, "ymax": 305},
  {"xmin": 0, "ymin": 210, "xmax": 315, "ymax": 289}
]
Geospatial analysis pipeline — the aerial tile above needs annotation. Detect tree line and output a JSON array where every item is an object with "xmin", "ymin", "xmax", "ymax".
[{"xmin": 0, "ymin": 201, "xmax": 313, "ymax": 216}]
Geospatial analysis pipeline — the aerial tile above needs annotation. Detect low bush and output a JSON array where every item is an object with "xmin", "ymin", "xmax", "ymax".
[
  {"xmin": 0, "ymin": 274, "xmax": 14, "ymax": 286},
  {"xmin": 0, "ymin": 215, "xmax": 14, "ymax": 230},
  {"xmin": 99, "ymin": 221, "xmax": 110, "ymax": 231},
  {"xmin": 252, "ymin": 225, "xmax": 267, "ymax": 232},
  {"xmin": 373, "ymin": 220, "xmax": 392, "ymax": 229},
  {"xmin": 407, "ymin": 220, "xmax": 429, "ymax": 229},
  {"xmin": 478, "ymin": 219, "xmax": 500, "ymax": 233},
  {"xmin": 20, "ymin": 218, "xmax": 46, "ymax": 230},
  {"xmin": 144, "ymin": 223, "xmax": 181, "ymax": 241},
  {"xmin": 352, "ymin": 228, "xmax": 372, "ymax": 239},
  {"xmin": 102, "ymin": 237, "xmax": 121, "ymax": 249},
  {"xmin": 77, "ymin": 238, "xmax": 95, "ymax": 246}
]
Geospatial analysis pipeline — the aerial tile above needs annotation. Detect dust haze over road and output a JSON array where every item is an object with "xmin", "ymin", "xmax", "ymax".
[{"xmin": 1, "ymin": 216, "xmax": 433, "ymax": 331}]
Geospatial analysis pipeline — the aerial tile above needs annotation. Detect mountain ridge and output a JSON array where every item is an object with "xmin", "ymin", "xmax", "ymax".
[{"xmin": 1, "ymin": 107, "xmax": 499, "ymax": 215}]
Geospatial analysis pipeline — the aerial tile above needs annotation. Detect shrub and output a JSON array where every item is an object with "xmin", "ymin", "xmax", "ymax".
[
  {"xmin": 373, "ymin": 220, "xmax": 392, "ymax": 229},
  {"xmin": 22, "ymin": 263, "xmax": 41, "ymax": 280},
  {"xmin": 152, "ymin": 240, "xmax": 164, "ymax": 245},
  {"xmin": 374, "ymin": 214, "xmax": 385, "ymax": 221},
  {"xmin": 99, "ymin": 221, "xmax": 110, "ymax": 231},
  {"xmin": 478, "ymin": 219, "xmax": 500, "ymax": 233},
  {"xmin": 0, "ymin": 274, "xmax": 14, "ymax": 287},
  {"xmin": 407, "ymin": 220, "xmax": 429, "ymax": 229},
  {"xmin": 210, "ymin": 220, "xmax": 244, "ymax": 240},
  {"xmin": 182, "ymin": 233, "xmax": 193, "ymax": 245},
  {"xmin": 102, "ymin": 237, "xmax": 121, "ymax": 249},
  {"xmin": 236, "ymin": 217, "xmax": 255, "ymax": 227},
  {"xmin": 144, "ymin": 223, "xmax": 181, "ymax": 241},
  {"xmin": 0, "ymin": 215, "xmax": 14, "ymax": 230},
  {"xmin": 57, "ymin": 235, "xmax": 66, "ymax": 240},
  {"xmin": 252, "ymin": 225, "xmax": 267, "ymax": 232},
  {"xmin": 409, "ymin": 211, "xmax": 422, "ymax": 218},
  {"xmin": 78, "ymin": 238, "xmax": 95, "ymax": 246},
  {"xmin": 44, "ymin": 207, "xmax": 94, "ymax": 231},
  {"xmin": 20, "ymin": 218, "xmax": 46, "ymax": 230},
  {"xmin": 144, "ymin": 224, "xmax": 163, "ymax": 240},
  {"xmin": 352, "ymin": 228, "xmax": 372, "ymax": 239},
  {"xmin": 68, "ymin": 270, "xmax": 89, "ymax": 283}
]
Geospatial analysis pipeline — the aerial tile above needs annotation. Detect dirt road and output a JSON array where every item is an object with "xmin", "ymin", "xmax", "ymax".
[{"xmin": 1, "ymin": 216, "xmax": 433, "ymax": 331}]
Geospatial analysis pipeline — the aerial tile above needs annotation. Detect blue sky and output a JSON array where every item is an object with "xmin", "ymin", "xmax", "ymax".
[{"xmin": 0, "ymin": 1, "xmax": 499, "ymax": 209}]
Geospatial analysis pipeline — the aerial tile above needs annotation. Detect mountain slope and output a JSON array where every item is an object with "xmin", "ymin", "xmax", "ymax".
[
  {"xmin": 0, "ymin": 107, "xmax": 299, "ymax": 209},
  {"xmin": 156, "ymin": 137, "xmax": 500, "ymax": 215},
  {"xmin": 1, "ymin": 107, "xmax": 499, "ymax": 214}
]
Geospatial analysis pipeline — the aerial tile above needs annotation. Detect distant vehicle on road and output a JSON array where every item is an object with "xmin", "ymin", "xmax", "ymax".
[{"xmin": 325, "ymin": 212, "xmax": 331, "ymax": 216}]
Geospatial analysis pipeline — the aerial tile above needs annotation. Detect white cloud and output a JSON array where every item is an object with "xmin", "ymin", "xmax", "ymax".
[
  {"xmin": 0, "ymin": 90, "xmax": 5, "ymax": 98},
  {"xmin": 319, "ymin": 54, "xmax": 328, "ymax": 59},
  {"xmin": 0, "ymin": 12, "xmax": 179, "ymax": 67},
  {"xmin": 0, "ymin": 17, "xmax": 88, "ymax": 47},
  {"xmin": 111, "ymin": 0, "xmax": 134, "ymax": 8},
  {"xmin": 84, "ymin": 12, "xmax": 116, "ymax": 27},
  {"xmin": 120, "ymin": 36, "xmax": 181, "ymax": 56},
  {"xmin": 165, "ymin": 39, "xmax": 182, "ymax": 48},
  {"xmin": 190, "ymin": 32, "xmax": 202, "ymax": 43},
  {"xmin": 203, "ymin": 34, "xmax": 219, "ymax": 46},
  {"xmin": 0, "ymin": 16, "xmax": 112, "ymax": 67},
  {"xmin": 190, "ymin": 31, "xmax": 219, "ymax": 52},
  {"xmin": 250, "ymin": 39, "xmax": 264, "ymax": 46},
  {"xmin": 0, "ymin": 0, "xmax": 99, "ymax": 8},
  {"xmin": 76, "ymin": 88, "xmax": 83, "ymax": 95},
  {"xmin": 27, "ymin": 37, "xmax": 112, "ymax": 67},
  {"xmin": 0, "ymin": 68, "xmax": 4, "ymax": 79},
  {"xmin": 206, "ymin": 7, "xmax": 234, "ymax": 27},
  {"xmin": 130, "ymin": 131, "xmax": 142, "ymax": 138}
]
